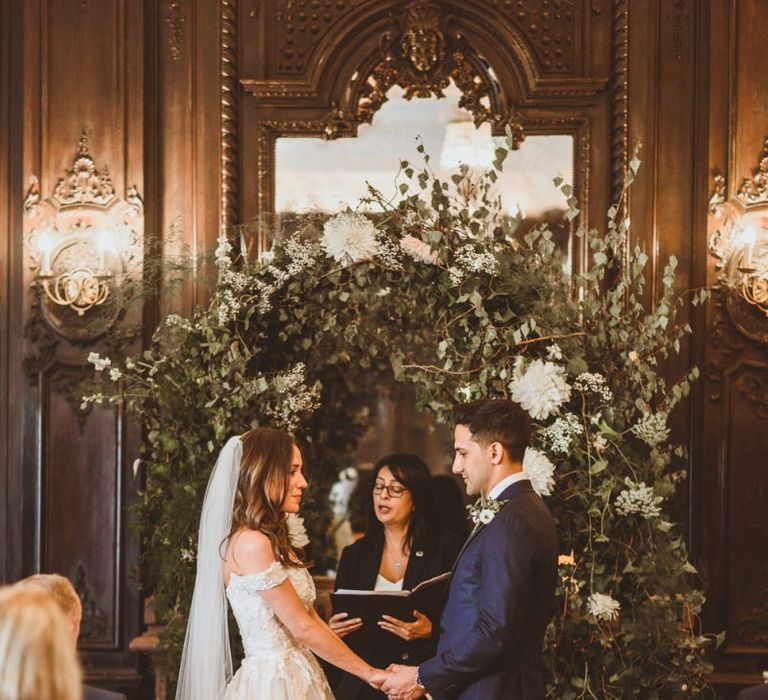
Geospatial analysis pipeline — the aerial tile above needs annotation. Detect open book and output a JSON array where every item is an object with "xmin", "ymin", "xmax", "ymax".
[{"xmin": 331, "ymin": 571, "xmax": 452, "ymax": 649}]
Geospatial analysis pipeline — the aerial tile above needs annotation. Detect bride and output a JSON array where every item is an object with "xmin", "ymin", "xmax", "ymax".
[{"xmin": 175, "ymin": 428, "xmax": 389, "ymax": 699}]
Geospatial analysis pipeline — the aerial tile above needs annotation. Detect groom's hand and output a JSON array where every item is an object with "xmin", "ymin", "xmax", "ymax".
[{"xmin": 382, "ymin": 664, "xmax": 426, "ymax": 699}]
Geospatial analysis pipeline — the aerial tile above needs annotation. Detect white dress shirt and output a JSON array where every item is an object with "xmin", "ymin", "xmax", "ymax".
[{"xmin": 487, "ymin": 471, "xmax": 529, "ymax": 500}]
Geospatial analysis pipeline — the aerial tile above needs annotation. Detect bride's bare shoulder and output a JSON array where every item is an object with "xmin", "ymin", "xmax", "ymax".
[{"xmin": 227, "ymin": 528, "xmax": 275, "ymax": 572}]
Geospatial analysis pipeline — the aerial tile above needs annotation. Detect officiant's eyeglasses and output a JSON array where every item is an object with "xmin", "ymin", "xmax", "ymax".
[{"xmin": 372, "ymin": 482, "xmax": 409, "ymax": 498}]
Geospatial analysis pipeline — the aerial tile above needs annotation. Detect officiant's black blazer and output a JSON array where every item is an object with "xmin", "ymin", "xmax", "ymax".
[
  {"xmin": 419, "ymin": 479, "xmax": 558, "ymax": 700},
  {"xmin": 329, "ymin": 528, "xmax": 464, "ymax": 700}
]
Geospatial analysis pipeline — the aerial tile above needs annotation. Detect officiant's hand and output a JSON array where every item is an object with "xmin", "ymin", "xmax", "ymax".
[
  {"xmin": 328, "ymin": 612, "xmax": 363, "ymax": 638},
  {"xmin": 378, "ymin": 610, "xmax": 432, "ymax": 641}
]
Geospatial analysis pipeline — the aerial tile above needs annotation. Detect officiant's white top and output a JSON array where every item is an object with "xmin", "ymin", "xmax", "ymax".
[
  {"xmin": 374, "ymin": 574, "xmax": 404, "ymax": 591},
  {"xmin": 223, "ymin": 561, "xmax": 333, "ymax": 699}
]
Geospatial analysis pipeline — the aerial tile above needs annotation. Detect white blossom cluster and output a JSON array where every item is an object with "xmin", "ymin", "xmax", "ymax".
[
  {"xmin": 266, "ymin": 362, "xmax": 321, "ymax": 432},
  {"xmin": 454, "ymin": 244, "xmax": 498, "ymax": 275},
  {"xmin": 88, "ymin": 352, "xmax": 112, "ymax": 372},
  {"xmin": 220, "ymin": 268, "xmax": 252, "ymax": 293},
  {"xmin": 79, "ymin": 392, "xmax": 106, "ymax": 411},
  {"xmin": 215, "ymin": 233, "xmax": 233, "ymax": 270},
  {"xmin": 321, "ymin": 212, "xmax": 379, "ymax": 264},
  {"xmin": 447, "ymin": 266, "xmax": 465, "ymax": 286},
  {"xmin": 180, "ymin": 547, "xmax": 196, "ymax": 563},
  {"xmin": 376, "ymin": 236, "xmax": 405, "ymax": 270},
  {"xmin": 522, "ymin": 447, "xmax": 556, "ymax": 496},
  {"xmin": 542, "ymin": 413, "xmax": 583, "ymax": 453},
  {"xmin": 282, "ymin": 239, "xmax": 320, "ymax": 278},
  {"xmin": 546, "ymin": 343, "xmax": 563, "ymax": 361},
  {"xmin": 630, "ymin": 411, "xmax": 670, "ymax": 447},
  {"xmin": 614, "ymin": 479, "xmax": 663, "ymax": 519},
  {"xmin": 509, "ymin": 359, "xmax": 572, "ymax": 420},
  {"xmin": 573, "ymin": 372, "xmax": 613, "ymax": 403},
  {"xmin": 400, "ymin": 234, "xmax": 437, "ymax": 264},
  {"xmin": 216, "ymin": 287, "xmax": 242, "ymax": 325},
  {"xmin": 165, "ymin": 313, "xmax": 195, "ymax": 332},
  {"xmin": 588, "ymin": 592, "xmax": 621, "ymax": 622}
]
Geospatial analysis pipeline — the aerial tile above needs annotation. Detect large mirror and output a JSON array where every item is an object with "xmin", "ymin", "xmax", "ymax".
[{"xmin": 276, "ymin": 82, "xmax": 574, "ymax": 260}]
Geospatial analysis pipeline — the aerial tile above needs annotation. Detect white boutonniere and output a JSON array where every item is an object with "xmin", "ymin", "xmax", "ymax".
[
  {"xmin": 286, "ymin": 512, "xmax": 310, "ymax": 548},
  {"xmin": 467, "ymin": 497, "xmax": 508, "ymax": 533}
]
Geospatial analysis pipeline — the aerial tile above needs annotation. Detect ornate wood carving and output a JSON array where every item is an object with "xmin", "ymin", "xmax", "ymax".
[
  {"xmin": 52, "ymin": 133, "xmax": 116, "ymax": 206},
  {"xmin": 221, "ymin": 0, "xmax": 239, "ymax": 233},
  {"xmin": 709, "ymin": 172, "xmax": 726, "ymax": 214},
  {"xmin": 490, "ymin": 0, "xmax": 577, "ymax": 71},
  {"xmin": 352, "ymin": 1, "xmax": 524, "ymax": 140},
  {"xmin": 165, "ymin": 1, "xmax": 186, "ymax": 62},
  {"xmin": 74, "ymin": 563, "xmax": 109, "ymax": 641},
  {"xmin": 276, "ymin": 0, "xmax": 366, "ymax": 74},
  {"xmin": 737, "ymin": 137, "xmax": 768, "ymax": 205},
  {"xmin": 609, "ymin": 0, "xmax": 629, "ymax": 204}
]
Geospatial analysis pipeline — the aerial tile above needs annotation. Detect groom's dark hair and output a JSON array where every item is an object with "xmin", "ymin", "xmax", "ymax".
[{"xmin": 452, "ymin": 399, "xmax": 530, "ymax": 463}]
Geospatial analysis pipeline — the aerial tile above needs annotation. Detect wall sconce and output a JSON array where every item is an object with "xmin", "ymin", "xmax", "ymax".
[
  {"xmin": 24, "ymin": 133, "xmax": 142, "ymax": 330},
  {"xmin": 709, "ymin": 210, "xmax": 768, "ymax": 318},
  {"xmin": 708, "ymin": 140, "xmax": 768, "ymax": 320}
]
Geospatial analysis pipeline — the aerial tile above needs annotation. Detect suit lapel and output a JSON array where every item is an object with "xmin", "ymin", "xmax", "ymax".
[{"xmin": 450, "ymin": 479, "xmax": 535, "ymax": 574}]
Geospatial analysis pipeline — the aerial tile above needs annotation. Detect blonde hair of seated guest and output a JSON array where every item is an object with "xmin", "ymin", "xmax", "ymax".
[
  {"xmin": 17, "ymin": 573, "xmax": 82, "ymax": 647},
  {"xmin": 0, "ymin": 585, "xmax": 82, "ymax": 700}
]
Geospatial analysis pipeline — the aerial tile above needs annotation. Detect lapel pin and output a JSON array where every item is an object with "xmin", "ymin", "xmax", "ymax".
[{"xmin": 415, "ymin": 550, "xmax": 424, "ymax": 557}]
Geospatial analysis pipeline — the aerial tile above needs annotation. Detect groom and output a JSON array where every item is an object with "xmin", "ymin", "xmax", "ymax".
[{"xmin": 382, "ymin": 399, "xmax": 558, "ymax": 699}]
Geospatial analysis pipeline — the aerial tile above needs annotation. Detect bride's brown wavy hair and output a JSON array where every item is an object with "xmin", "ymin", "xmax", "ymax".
[{"xmin": 226, "ymin": 427, "xmax": 305, "ymax": 568}]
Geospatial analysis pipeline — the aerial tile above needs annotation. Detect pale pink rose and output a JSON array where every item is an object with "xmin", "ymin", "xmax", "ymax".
[{"xmin": 400, "ymin": 235, "xmax": 438, "ymax": 264}]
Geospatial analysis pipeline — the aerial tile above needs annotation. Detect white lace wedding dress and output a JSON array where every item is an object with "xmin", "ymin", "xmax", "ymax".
[{"xmin": 223, "ymin": 561, "xmax": 334, "ymax": 699}]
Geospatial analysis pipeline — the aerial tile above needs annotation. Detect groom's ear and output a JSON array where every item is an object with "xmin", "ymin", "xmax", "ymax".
[{"xmin": 488, "ymin": 441, "xmax": 505, "ymax": 465}]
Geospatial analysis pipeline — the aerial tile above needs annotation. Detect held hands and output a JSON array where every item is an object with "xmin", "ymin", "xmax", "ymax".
[
  {"xmin": 328, "ymin": 611, "xmax": 363, "ymax": 638},
  {"xmin": 378, "ymin": 609, "xmax": 432, "ymax": 641},
  {"xmin": 366, "ymin": 667, "xmax": 392, "ymax": 690},
  {"xmin": 381, "ymin": 664, "xmax": 426, "ymax": 699}
]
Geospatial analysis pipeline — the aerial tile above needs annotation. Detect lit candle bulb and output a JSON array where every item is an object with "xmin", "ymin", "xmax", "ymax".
[
  {"xmin": 96, "ymin": 229, "xmax": 114, "ymax": 274},
  {"xmin": 37, "ymin": 229, "xmax": 54, "ymax": 275},
  {"xmin": 743, "ymin": 226, "xmax": 757, "ymax": 267}
]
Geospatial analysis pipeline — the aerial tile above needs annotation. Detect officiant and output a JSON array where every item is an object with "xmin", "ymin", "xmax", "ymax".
[{"xmin": 327, "ymin": 453, "xmax": 464, "ymax": 700}]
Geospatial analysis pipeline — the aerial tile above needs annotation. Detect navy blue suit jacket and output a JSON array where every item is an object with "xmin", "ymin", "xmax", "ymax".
[{"xmin": 419, "ymin": 479, "xmax": 558, "ymax": 700}]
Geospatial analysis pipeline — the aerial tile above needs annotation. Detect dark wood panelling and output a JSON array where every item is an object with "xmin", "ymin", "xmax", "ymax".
[
  {"xmin": 11, "ymin": 0, "xmax": 147, "ymax": 693},
  {"xmin": 700, "ymin": 0, "xmax": 768, "ymax": 691},
  {"xmin": 42, "ymin": 363, "xmax": 123, "ymax": 649}
]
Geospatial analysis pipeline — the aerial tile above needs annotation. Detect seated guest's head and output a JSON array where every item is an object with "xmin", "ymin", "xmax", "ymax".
[
  {"xmin": 0, "ymin": 584, "xmax": 82, "ymax": 700},
  {"xmin": 368, "ymin": 453, "xmax": 437, "ymax": 550},
  {"xmin": 18, "ymin": 573, "xmax": 82, "ymax": 647}
]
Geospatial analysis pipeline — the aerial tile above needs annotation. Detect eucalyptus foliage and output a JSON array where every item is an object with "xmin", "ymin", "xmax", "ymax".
[{"xmin": 87, "ymin": 136, "xmax": 717, "ymax": 697}]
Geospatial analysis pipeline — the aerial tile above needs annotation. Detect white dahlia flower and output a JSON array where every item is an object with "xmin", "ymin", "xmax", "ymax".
[
  {"xmin": 509, "ymin": 359, "xmax": 571, "ymax": 420},
  {"xmin": 588, "ymin": 592, "xmax": 621, "ymax": 622},
  {"xmin": 321, "ymin": 212, "xmax": 379, "ymax": 264},
  {"xmin": 522, "ymin": 447, "xmax": 556, "ymax": 497}
]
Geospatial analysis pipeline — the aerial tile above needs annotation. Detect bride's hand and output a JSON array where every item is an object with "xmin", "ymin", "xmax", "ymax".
[
  {"xmin": 366, "ymin": 667, "xmax": 390, "ymax": 689},
  {"xmin": 328, "ymin": 611, "xmax": 363, "ymax": 639}
]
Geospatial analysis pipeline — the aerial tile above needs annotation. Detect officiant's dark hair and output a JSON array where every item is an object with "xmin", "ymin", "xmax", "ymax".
[
  {"xmin": 367, "ymin": 453, "xmax": 438, "ymax": 555},
  {"xmin": 453, "ymin": 399, "xmax": 530, "ymax": 463},
  {"xmin": 227, "ymin": 427, "xmax": 305, "ymax": 568}
]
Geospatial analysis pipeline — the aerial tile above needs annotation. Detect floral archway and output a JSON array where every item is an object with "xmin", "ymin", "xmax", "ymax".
[{"xmin": 87, "ymin": 141, "xmax": 715, "ymax": 697}]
